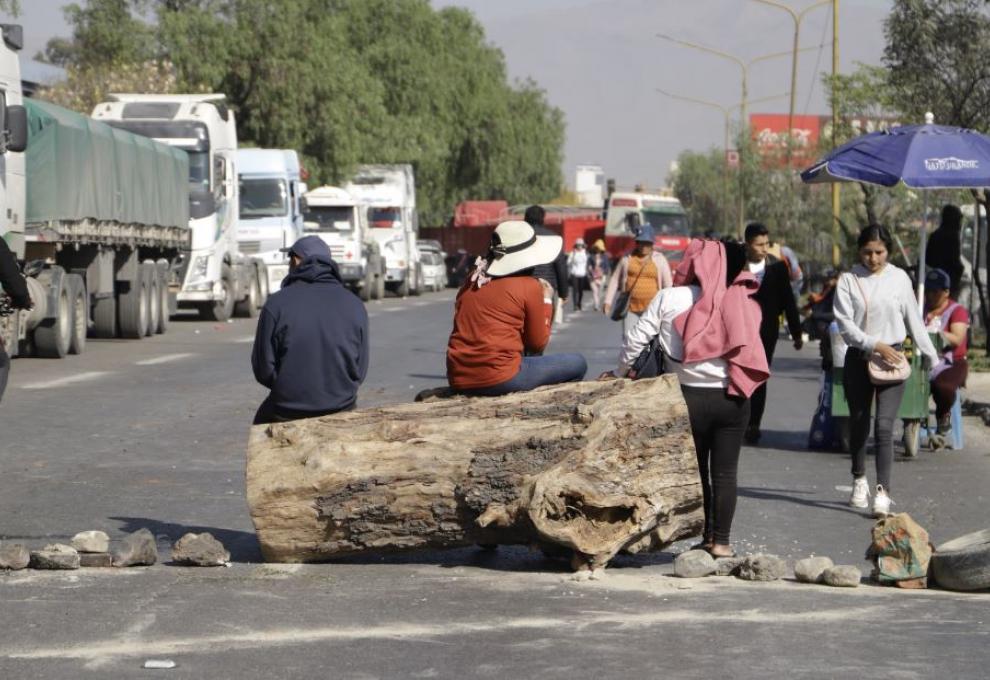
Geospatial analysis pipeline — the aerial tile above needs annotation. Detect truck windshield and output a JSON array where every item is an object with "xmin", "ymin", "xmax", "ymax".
[
  {"xmin": 188, "ymin": 151, "xmax": 211, "ymax": 195},
  {"xmin": 642, "ymin": 210, "xmax": 689, "ymax": 235},
  {"xmin": 369, "ymin": 207, "xmax": 402, "ymax": 228},
  {"xmin": 303, "ymin": 206, "xmax": 354, "ymax": 232},
  {"xmin": 240, "ymin": 178, "xmax": 288, "ymax": 218}
]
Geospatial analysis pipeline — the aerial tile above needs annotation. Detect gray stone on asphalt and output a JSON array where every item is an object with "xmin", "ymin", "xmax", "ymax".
[
  {"xmin": 736, "ymin": 554, "xmax": 788, "ymax": 582},
  {"xmin": 794, "ymin": 556, "xmax": 834, "ymax": 584},
  {"xmin": 29, "ymin": 543, "xmax": 81, "ymax": 570},
  {"xmin": 0, "ymin": 542, "xmax": 30, "ymax": 570},
  {"xmin": 714, "ymin": 556, "xmax": 745, "ymax": 576},
  {"xmin": 171, "ymin": 532, "xmax": 230, "ymax": 567},
  {"xmin": 673, "ymin": 549, "xmax": 716, "ymax": 578},
  {"xmin": 112, "ymin": 529, "xmax": 158, "ymax": 567},
  {"xmin": 79, "ymin": 552, "xmax": 113, "ymax": 568},
  {"xmin": 823, "ymin": 565, "xmax": 862, "ymax": 588},
  {"xmin": 70, "ymin": 530, "xmax": 110, "ymax": 554}
]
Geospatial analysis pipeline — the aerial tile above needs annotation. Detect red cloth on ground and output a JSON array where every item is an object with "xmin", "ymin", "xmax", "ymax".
[{"xmin": 672, "ymin": 239, "xmax": 769, "ymax": 398}]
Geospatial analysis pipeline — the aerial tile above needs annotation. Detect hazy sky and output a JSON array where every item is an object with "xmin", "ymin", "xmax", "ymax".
[{"xmin": 3, "ymin": 0, "xmax": 893, "ymax": 191}]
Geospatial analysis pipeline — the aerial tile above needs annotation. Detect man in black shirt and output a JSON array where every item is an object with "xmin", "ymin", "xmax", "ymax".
[
  {"xmin": 744, "ymin": 223, "xmax": 802, "ymax": 444},
  {"xmin": 524, "ymin": 205, "xmax": 569, "ymax": 307},
  {"xmin": 0, "ymin": 238, "xmax": 33, "ymax": 403}
]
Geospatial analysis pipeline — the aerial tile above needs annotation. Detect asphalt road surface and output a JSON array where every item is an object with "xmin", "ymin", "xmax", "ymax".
[{"xmin": 1, "ymin": 290, "xmax": 988, "ymax": 678}]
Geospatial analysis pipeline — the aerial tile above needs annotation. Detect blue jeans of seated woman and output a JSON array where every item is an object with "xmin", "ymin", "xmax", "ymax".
[{"xmin": 460, "ymin": 354, "xmax": 587, "ymax": 397}]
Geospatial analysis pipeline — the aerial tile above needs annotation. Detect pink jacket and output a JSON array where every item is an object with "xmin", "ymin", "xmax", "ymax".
[{"xmin": 673, "ymin": 240, "xmax": 768, "ymax": 398}]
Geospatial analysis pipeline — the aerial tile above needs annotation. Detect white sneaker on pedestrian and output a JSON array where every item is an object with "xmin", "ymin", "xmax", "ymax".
[
  {"xmin": 872, "ymin": 485, "xmax": 894, "ymax": 518},
  {"xmin": 849, "ymin": 476, "xmax": 870, "ymax": 508}
]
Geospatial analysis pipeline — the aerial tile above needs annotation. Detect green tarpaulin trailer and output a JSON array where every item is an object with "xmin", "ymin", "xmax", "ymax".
[{"xmin": 25, "ymin": 98, "xmax": 189, "ymax": 231}]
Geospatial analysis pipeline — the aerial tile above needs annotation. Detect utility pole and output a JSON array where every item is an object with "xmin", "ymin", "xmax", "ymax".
[{"xmin": 831, "ymin": 0, "xmax": 841, "ymax": 267}]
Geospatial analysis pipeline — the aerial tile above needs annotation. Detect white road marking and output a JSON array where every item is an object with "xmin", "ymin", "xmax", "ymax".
[
  {"xmin": 21, "ymin": 372, "xmax": 110, "ymax": 390},
  {"xmin": 134, "ymin": 353, "xmax": 197, "ymax": 366},
  {"xmin": 235, "ymin": 336, "xmax": 255, "ymax": 344}
]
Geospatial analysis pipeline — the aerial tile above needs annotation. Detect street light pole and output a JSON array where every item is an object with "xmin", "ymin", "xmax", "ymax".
[
  {"xmin": 831, "ymin": 0, "xmax": 841, "ymax": 267},
  {"xmin": 750, "ymin": 0, "xmax": 832, "ymax": 165},
  {"xmin": 656, "ymin": 89, "xmax": 791, "ymax": 237},
  {"xmin": 656, "ymin": 34, "xmax": 820, "ymax": 235}
]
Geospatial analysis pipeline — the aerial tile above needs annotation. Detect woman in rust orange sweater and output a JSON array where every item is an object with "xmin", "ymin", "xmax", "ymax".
[{"xmin": 447, "ymin": 221, "xmax": 587, "ymax": 396}]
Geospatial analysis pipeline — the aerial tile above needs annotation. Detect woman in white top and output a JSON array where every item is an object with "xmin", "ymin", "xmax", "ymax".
[
  {"xmin": 833, "ymin": 224, "xmax": 938, "ymax": 517},
  {"xmin": 566, "ymin": 239, "xmax": 589, "ymax": 311},
  {"xmin": 601, "ymin": 240, "xmax": 754, "ymax": 558}
]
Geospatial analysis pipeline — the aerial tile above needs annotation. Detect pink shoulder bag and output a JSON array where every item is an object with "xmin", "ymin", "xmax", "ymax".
[{"xmin": 852, "ymin": 275, "xmax": 911, "ymax": 385}]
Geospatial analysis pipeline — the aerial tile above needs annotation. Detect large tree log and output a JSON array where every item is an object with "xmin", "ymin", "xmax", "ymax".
[{"xmin": 246, "ymin": 375, "xmax": 703, "ymax": 568}]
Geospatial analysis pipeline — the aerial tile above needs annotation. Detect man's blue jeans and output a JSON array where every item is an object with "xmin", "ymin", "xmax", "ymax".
[{"xmin": 460, "ymin": 353, "xmax": 587, "ymax": 397}]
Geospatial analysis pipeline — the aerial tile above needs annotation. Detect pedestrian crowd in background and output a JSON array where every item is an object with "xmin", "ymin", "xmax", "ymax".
[{"xmin": 238, "ymin": 202, "xmax": 970, "ymax": 560}]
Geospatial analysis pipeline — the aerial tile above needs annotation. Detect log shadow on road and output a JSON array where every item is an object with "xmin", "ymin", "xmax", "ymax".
[
  {"xmin": 110, "ymin": 516, "xmax": 263, "ymax": 563},
  {"xmin": 737, "ymin": 487, "xmax": 866, "ymax": 517}
]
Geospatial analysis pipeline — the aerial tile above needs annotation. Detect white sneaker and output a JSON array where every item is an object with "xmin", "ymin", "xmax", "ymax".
[
  {"xmin": 849, "ymin": 476, "xmax": 870, "ymax": 508},
  {"xmin": 872, "ymin": 485, "xmax": 894, "ymax": 517}
]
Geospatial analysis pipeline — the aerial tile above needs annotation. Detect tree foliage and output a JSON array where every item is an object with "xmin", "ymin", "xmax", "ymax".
[{"xmin": 39, "ymin": 0, "xmax": 565, "ymax": 225}]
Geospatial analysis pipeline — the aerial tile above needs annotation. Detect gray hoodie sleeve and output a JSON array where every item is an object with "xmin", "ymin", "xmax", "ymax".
[{"xmin": 833, "ymin": 273, "xmax": 876, "ymax": 352}]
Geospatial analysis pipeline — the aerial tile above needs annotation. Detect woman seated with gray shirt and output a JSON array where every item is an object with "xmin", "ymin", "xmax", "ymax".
[{"xmin": 833, "ymin": 224, "xmax": 937, "ymax": 517}]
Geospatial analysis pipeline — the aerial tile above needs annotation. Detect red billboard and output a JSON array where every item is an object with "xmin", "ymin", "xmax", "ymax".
[{"xmin": 750, "ymin": 113, "xmax": 902, "ymax": 167}]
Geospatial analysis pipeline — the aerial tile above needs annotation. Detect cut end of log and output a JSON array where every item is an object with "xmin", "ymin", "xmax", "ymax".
[{"xmin": 247, "ymin": 375, "xmax": 703, "ymax": 567}]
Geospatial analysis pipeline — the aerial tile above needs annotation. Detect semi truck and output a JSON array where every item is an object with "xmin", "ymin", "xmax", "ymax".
[
  {"xmin": 301, "ymin": 185, "xmax": 385, "ymax": 301},
  {"xmin": 343, "ymin": 164, "xmax": 422, "ymax": 297},
  {"xmin": 234, "ymin": 148, "xmax": 306, "ymax": 297},
  {"xmin": 0, "ymin": 23, "xmax": 193, "ymax": 358},
  {"xmin": 92, "ymin": 93, "xmax": 264, "ymax": 320}
]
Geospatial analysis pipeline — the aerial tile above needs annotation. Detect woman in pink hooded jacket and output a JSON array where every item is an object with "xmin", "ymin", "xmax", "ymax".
[{"xmin": 601, "ymin": 239, "xmax": 768, "ymax": 558}]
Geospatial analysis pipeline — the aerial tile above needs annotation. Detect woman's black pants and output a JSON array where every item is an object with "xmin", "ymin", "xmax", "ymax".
[
  {"xmin": 843, "ymin": 348, "xmax": 906, "ymax": 490},
  {"xmin": 681, "ymin": 385, "xmax": 750, "ymax": 545}
]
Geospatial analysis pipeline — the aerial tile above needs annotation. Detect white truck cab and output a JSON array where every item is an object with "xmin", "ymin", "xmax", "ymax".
[
  {"xmin": 92, "ymin": 93, "xmax": 262, "ymax": 320},
  {"xmin": 343, "ymin": 164, "xmax": 422, "ymax": 297},
  {"xmin": 302, "ymin": 185, "xmax": 384, "ymax": 301},
  {"xmin": 235, "ymin": 148, "xmax": 306, "ymax": 295}
]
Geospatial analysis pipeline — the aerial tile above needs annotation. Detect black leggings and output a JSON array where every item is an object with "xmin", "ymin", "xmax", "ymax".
[
  {"xmin": 681, "ymin": 385, "xmax": 750, "ymax": 545},
  {"xmin": 569, "ymin": 275, "xmax": 586, "ymax": 310},
  {"xmin": 844, "ymin": 348, "xmax": 906, "ymax": 490}
]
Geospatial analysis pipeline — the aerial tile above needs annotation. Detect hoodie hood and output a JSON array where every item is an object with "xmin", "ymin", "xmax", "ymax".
[{"xmin": 282, "ymin": 256, "xmax": 343, "ymax": 288}]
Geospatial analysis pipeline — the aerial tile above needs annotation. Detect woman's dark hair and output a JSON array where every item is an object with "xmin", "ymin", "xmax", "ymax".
[
  {"xmin": 723, "ymin": 239, "xmax": 747, "ymax": 286},
  {"xmin": 857, "ymin": 223, "xmax": 894, "ymax": 252},
  {"xmin": 941, "ymin": 204, "xmax": 962, "ymax": 232},
  {"xmin": 523, "ymin": 205, "xmax": 545, "ymax": 227}
]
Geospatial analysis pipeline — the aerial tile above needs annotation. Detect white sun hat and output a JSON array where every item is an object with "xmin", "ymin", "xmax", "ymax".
[{"xmin": 486, "ymin": 220, "xmax": 563, "ymax": 277}]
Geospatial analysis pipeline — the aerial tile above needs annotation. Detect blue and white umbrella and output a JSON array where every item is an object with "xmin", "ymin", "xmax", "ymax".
[
  {"xmin": 802, "ymin": 116, "xmax": 990, "ymax": 188},
  {"xmin": 801, "ymin": 113, "xmax": 990, "ymax": 302}
]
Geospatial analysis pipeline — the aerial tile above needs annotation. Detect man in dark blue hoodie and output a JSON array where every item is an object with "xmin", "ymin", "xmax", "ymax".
[{"xmin": 251, "ymin": 235, "xmax": 369, "ymax": 424}]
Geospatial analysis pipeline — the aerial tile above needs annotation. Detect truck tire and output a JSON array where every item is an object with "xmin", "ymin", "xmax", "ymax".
[
  {"xmin": 410, "ymin": 265, "xmax": 422, "ymax": 296},
  {"xmin": 931, "ymin": 529, "xmax": 990, "ymax": 591},
  {"xmin": 118, "ymin": 273, "xmax": 149, "ymax": 340},
  {"xmin": 359, "ymin": 268, "xmax": 373, "ymax": 302},
  {"xmin": 199, "ymin": 264, "xmax": 235, "ymax": 322},
  {"xmin": 34, "ymin": 281, "xmax": 72, "ymax": 358},
  {"xmin": 143, "ymin": 262, "xmax": 160, "ymax": 338},
  {"xmin": 67, "ymin": 274, "xmax": 87, "ymax": 355},
  {"xmin": 234, "ymin": 270, "xmax": 259, "ymax": 318},
  {"xmin": 257, "ymin": 265, "xmax": 270, "ymax": 307},
  {"xmin": 92, "ymin": 296, "xmax": 116, "ymax": 338},
  {"xmin": 395, "ymin": 275, "xmax": 409, "ymax": 298},
  {"xmin": 375, "ymin": 270, "xmax": 386, "ymax": 300},
  {"xmin": 156, "ymin": 261, "xmax": 170, "ymax": 335}
]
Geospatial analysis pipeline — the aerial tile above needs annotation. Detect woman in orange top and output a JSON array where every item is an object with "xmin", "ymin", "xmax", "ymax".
[
  {"xmin": 603, "ymin": 224, "xmax": 673, "ymax": 340},
  {"xmin": 446, "ymin": 221, "xmax": 588, "ymax": 396}
]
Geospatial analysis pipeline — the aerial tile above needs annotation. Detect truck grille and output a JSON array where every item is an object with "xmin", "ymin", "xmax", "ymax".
[{"xmin": 239, "ymin": 241, "xmax": 261, "ymax": 254}]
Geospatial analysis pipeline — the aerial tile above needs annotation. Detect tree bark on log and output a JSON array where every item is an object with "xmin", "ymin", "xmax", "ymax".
[{"xmin": 246, "ymin": 375, "xmax": 703, "ymax": 568}]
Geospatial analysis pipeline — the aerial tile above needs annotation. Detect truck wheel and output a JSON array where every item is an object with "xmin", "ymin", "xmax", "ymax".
[
  {"xmin": 67, "ymin": 274, "xmax": 87, "ymax": 355},
  {"xmin": 410, "ymin": 265, "xmax": 423, "ymax": 296},
  {"xmin": 931, "ymin": 529, "xmax": 990, "ymax": 591},
  {"xmin": 199, "ymin": 264, "xmax": 235, "ymax": 322},
  {"xmin": 118, "ymin": 272, "xmax": 149, "ymax": 339},
  {"xmin": 396, "ymin": 275, "xmax": 409, "ymax": 297},
  {"xmin": 34, "ymin": 282, "xmax": 72, "ymax": 358},
  {"xmin": 359, "ymin": 268, "xmax": 373, "ymax": 302},
  {"xmin": 92, "ymin": 296, "xmax": 116, "ymax": 338},
  {"xmin": 234, "ymin": 271, "xmax": 259, "ymax": 318},
  {"xmin": 256, "ymin": 265, "xmax": 269, "ymax": 308},
  {"xmin": 156, "ymin": 261, "xmax": 170, "ymax": 335},
  {"xmin": 376, "ymin": 271, "xmax": 386, "ymax": 299},
  {"xmin": 143, "ymin": 262, "xmax": 160, "ymax": 338}
]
